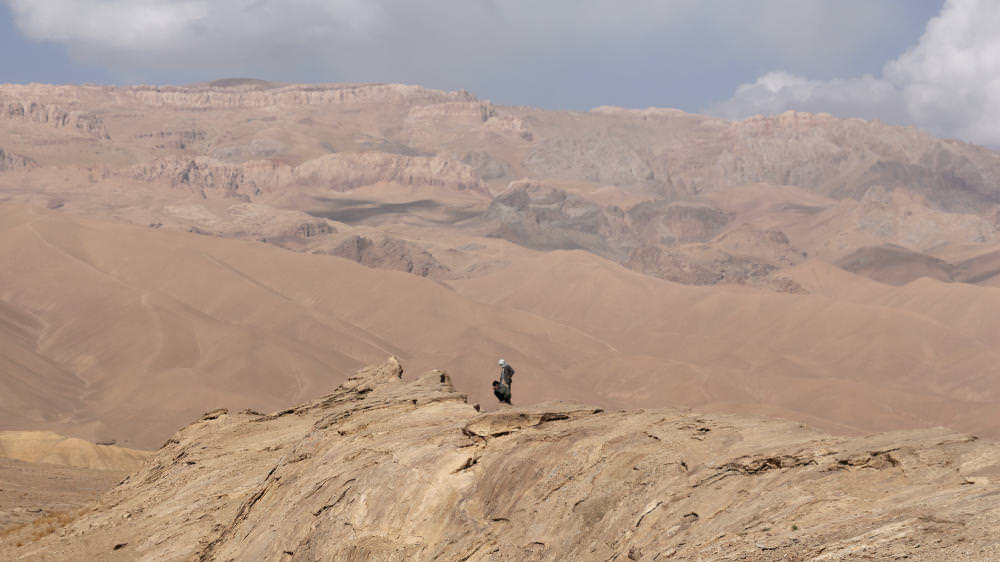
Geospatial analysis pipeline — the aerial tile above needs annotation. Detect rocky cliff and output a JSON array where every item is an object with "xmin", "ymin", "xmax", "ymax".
[
  {"xmin": 328, "ymin": 234, "xmax": 451, "ymax": 279},
  {"xmin": 5, "ymin": 358, "xmax": 998, "ymax": 561},
  {"xmin": 524, "ymin": 108, "xmax": 1000, "ymax": 212},
  {"xmin": 126, "ymin": 153, "xmax": 487, "ymax": 200},
  {"xmin": 0, "ymin": 148, "xmax": 35, "ymax": 171},
  {"xmin": 124, "ymin": 82, "xmax": 476, "ymax": 108},
  {"xmin": 0, "ymin": 98, "xmax": 109, "ymax": 139}
]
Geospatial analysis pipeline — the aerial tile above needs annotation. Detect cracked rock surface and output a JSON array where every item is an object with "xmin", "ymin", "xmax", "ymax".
[{"xmin": 4, "ymin": 358, "xmax": 999, "ymax": 561}]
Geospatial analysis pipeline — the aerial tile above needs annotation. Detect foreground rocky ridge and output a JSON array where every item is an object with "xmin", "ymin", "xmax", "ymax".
[{"xmin": 6, "ymin": 358, "xmax": 999, "ymax": 561}]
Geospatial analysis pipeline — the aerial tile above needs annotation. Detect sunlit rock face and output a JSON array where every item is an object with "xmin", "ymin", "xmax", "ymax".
[{"xmin": 4, "ymin": 358, "xmax": 999, "ymax": 561}]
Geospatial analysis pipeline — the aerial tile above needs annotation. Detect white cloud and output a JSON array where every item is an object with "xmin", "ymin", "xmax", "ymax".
[
  {"xmin": 2, "ymin": 0, "xmax": 940, "ymax": 118},
  {"xmin": 709, "ymin": 0, "xmax": 1000, "ymax": 147},
  {"xmin": 7, "ymin": 0, "xmax": 382, "ymax": 70},
  {"xmin": 12, "ymin": 0, "xmax": 208, "ymax": 48}
]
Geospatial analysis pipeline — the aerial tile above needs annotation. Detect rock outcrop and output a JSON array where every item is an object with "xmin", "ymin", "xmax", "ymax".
[
  {"xmin": 484, "ymin": 181, "xmax": 634, "ymax": 260},
  {"xmin": 0, "ymin": 148, "xmax": 35, "ymax": 171},
  {"xmin": 404, "ymin": 101, "xmax": 496, "ymax": 127},
  {"xmin": 126, "ymin": 153, "xmax": 488, "ymax": 200},
  {"xmin": 0, "ymin": 99, "xmax": 109, "ymax": 138},
  {"xmin": 5, "ymin": 358, "xmax": 999, "ymax": 561},
  {"xmin": 850, "ymin": 185, "xmax": 996, "ymax": 248},
  {"xmin": 126, "ymin": 157, "xmax": 274, "ymax": 201},
  {"xmin": 329, "ymin": 234, "xmax": 451, "ymax": 279},
  {"xmin": 523, "ymin": 107, "xmax": 1000, "ymax": 212},
  {"xmin": 294, "ymin": 153, "xmax": 488, "ymax": 194},
  {"xmin": 221, "ymin": 203, "xmax": 337, "ymax": 245},
  {"xmin": 124, "ymin": 83, "xmax": 476, "ymax": 108},
  {"xmin": 627, "ymin": 243, "xmax": 782, "ymax": 285},
  {"xmin": 482, "ymin": 182, "xmax": 816, "ymax": 285},
  {"xmin": 627, "ymin": 200, "xmax": 729, "ymax": 245}
]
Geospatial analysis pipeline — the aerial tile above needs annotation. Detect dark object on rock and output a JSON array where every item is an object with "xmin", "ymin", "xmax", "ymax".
[{"xmin": 492, "ymin": 380, "xmax": 511, "ymax": 404}]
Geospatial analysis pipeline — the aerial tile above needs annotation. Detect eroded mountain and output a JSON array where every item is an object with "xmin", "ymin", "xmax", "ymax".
[{"xmin": 3, "ymin": 81, "xmax": 1000, "ymax": 285}]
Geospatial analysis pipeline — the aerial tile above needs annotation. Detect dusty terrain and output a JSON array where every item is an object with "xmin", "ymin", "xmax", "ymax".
[
  {"xmin": 4, "ymin": 204, "xmax": 1000, "ymax": 450},
  {"xmin": 0, "ymin": 457, "xmax": 123, "ymax": 533},
  {"xmin": 4, "ymin": 79, "xmax": 1000, "ymax": 558},
  {"xmin": 0, "ymin": 430, "xmax": 146, "ymax": 533},
  {"xmin": 3, "ymin": 359, "xmax": 998, "ymax": 561}
]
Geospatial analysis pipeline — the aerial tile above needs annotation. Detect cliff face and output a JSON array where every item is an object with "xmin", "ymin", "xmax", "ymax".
[
  {"xmin": 125, "ymin": 153, "xmax": 488, "ymax": 200},
  {"xmin": 124, "ymin": 83, "xmax": 476, "ymax": 108},
  {"xmin": 0, "ymin": 148, "xmax": 35, "ymax": 171},
  {"xmin": 6, "ymin": 358, "xmax": 999, "ymax": 561},
  {"xmin": 293, "ymin": 153, "xmax": 488, "ymax": 194},
  {"xmin": 0, "ymin": 99, "xmax": 109, "ymax": 139},
  {"xmin": 523, "ymin": 108, "xmax": 1000, "ymax": 212},
  {"xmin": 484, "ymin": 181, "xmax": 634, "ymax": 260}
]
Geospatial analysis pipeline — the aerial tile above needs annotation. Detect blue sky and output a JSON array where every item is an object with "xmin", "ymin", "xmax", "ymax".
[{"xmin": 4, "ymin": 1, "xmax": 998, "ymax": 146}]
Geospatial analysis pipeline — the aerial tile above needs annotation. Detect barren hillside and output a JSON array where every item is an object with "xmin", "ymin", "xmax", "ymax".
[
  {"xmin": 4, "ymin": 80, "xmax": 1000, "ymax": 558},
  {"xmin": 4, "ymin": 204, "xmax": 1000, "ymax": 448}
]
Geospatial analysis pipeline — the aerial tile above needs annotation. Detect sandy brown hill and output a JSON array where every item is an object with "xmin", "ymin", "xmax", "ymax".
[
  {"xmin": 0, "ymin": 203, "xmax": 612, "ymax": 447},
  {"xmin": 4, "ymin": 359, "xmax": 998, "ymax": 561},
  {"xmin": 5, "ymin": 203, "xmax": 1000, "ymax": 448},
  {"xmin": 0, "ymin": 300, "xmax": 86, "ymax": 431},
  {"xmin": 0, "ymin": 431, "xmax": 149, "ymax": 472},
  {"xmin": 449, "ymin": 251, "xmax": 1000, "ymax": 438}
]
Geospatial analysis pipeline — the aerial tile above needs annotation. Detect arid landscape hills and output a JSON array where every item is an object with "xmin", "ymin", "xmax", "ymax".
[
  {"xmin": 3, "ymin": 80, "xmax": 1000, "ymax": 559},
  {"xmin": 3, "ymin": 80, "xmax": 1000, "ymax": 287}
]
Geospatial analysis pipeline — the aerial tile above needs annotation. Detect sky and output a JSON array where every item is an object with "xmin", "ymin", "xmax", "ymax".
[{"xmin": 2, "ymin": 0, "xmax": 998, "ymax": 147}]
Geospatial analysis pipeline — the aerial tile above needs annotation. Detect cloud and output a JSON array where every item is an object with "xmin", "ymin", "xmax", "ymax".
[
  {"xmin": 4, "ymin": 1, "xmax": 935, "ymax": 114},
  {"xmin": 6, "ymin": 0, "xmax": 383, "ymax": 72},
  {"xmin": 709, "ymin": 0, "xmax": 1000, "ymax": 147},
  {"xmin": 11, "ymin": 1, "xmax": 208, "ymax": 48}
]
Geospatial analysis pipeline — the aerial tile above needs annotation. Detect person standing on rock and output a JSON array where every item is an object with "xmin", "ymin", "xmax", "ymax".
[
  {"xmin": 492, "ymin": 380, "xmax": 512, "ymax": 404},
  {"xmin": 498, "ymin": 359, "xmax": 515, "ymax": 386}
]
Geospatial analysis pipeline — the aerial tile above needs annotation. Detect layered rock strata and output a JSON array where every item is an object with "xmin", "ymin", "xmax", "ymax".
[{"xmin": 6, "ymin": 358, "xmax": 999, "ymax": 561}]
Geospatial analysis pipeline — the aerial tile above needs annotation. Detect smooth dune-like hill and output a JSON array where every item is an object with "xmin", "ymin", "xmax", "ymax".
[
  {"xmin": 0, "ymin": 203, "xmax": 612, "ymax": 447},
  {"xmin": 4, "ymin": 359, "xmax": 998, "ymax": 561},
  {"xmin": 4, "ymin": 203, "xmax": 1000, "ymax": 448},
  {"xmin": 450, "ymin": 251, "xmax": 1000, "ymax": 437},
  {"xmin": 0, "ymin": 431, "xmax": 149, "ymax": 471}
]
